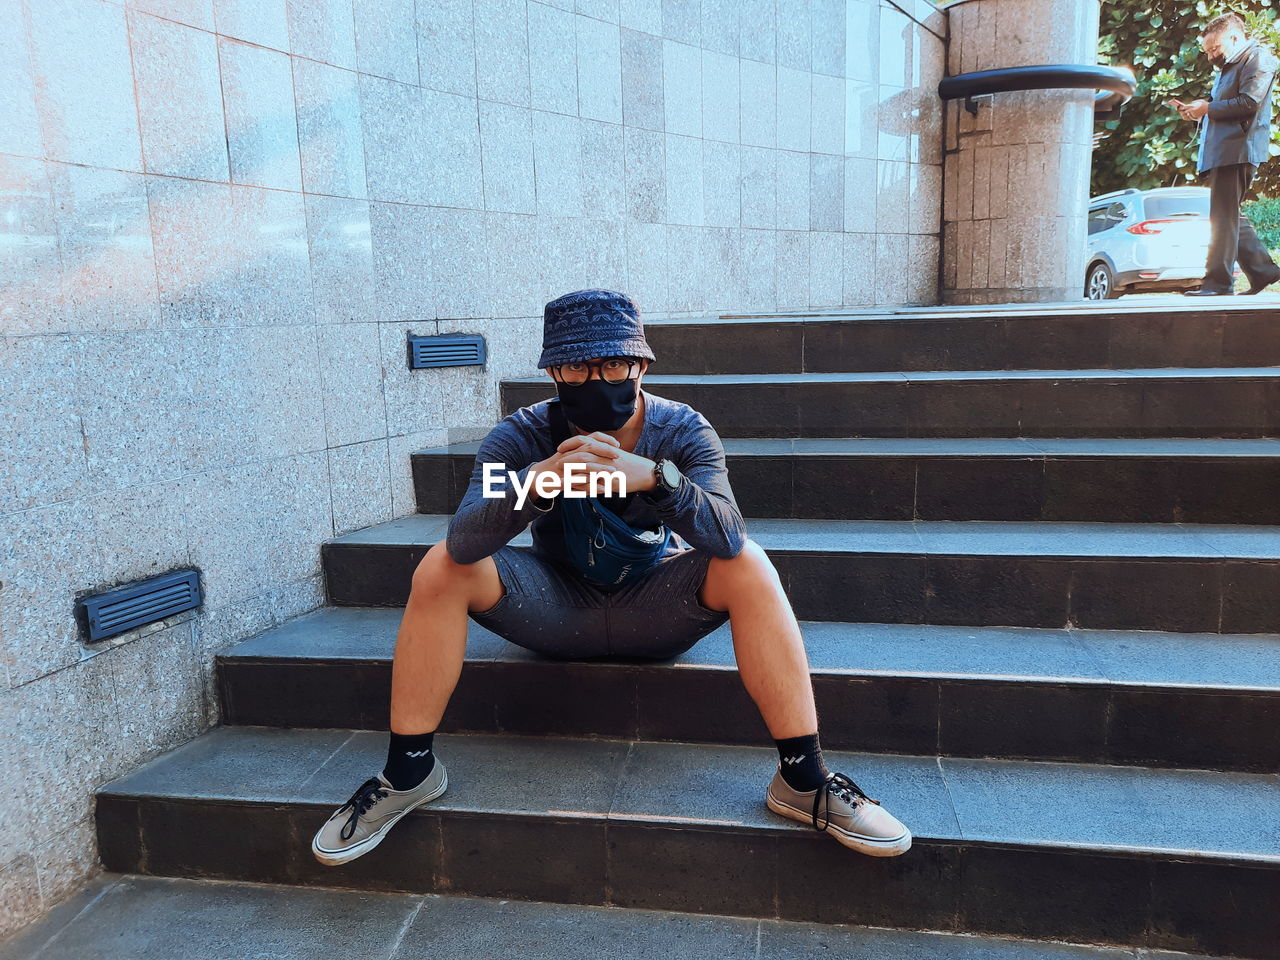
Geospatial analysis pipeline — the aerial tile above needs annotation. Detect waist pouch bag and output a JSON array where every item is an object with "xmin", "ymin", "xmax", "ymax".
[{"xmin": 545, "ymin": 399, "xmax": 672, "ymax": 588}]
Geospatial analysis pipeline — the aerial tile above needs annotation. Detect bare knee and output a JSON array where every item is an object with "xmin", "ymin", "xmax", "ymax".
[
  {"xmin": 703, "ymin": 538, "xmax": 780, "ymax": 609},
  {"xmin": 710, "ymin": 538, "xmax": 777, "ymax": 581},
  {"xmin": 412, "ymin": 542, "xmax": 477, "ymax": 595},
  {"xmin": 411, "ymin": 542, "xmax": 503, "ymax": 612}
]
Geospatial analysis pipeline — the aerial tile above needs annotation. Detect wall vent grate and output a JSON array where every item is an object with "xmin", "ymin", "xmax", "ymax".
[
  {"xmin": 79, "ymin": 569, "xmax": 203, "ymax": 643},
  {"xmin": 408, "ymin": 334, "xmax": 486, "ymax": 369}
]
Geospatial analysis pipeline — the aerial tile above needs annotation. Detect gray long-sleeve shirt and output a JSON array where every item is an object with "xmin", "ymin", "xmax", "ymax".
[{"xmin": 444, "ymin": 388, "xmax": 748, "ymax": 570}]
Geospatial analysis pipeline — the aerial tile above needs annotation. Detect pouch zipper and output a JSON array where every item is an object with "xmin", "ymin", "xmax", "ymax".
[{"xmin": 588, "ymin": 514, "xmax": 605, "ymax": 567}]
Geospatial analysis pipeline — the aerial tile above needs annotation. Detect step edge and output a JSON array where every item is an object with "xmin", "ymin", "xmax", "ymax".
[
  {"xmin": 411, "ymin": 447, "xmax": 1280, "ymax": 460},
  {"xmin": 213, "ymin": 651, "xmax": 1280, "ymax": 697},
  {"xmin": 92, "ymin": 788, "xmax": 1280, "ymax": 869},
  {"xmin": 328, "ymin": 513, "xmax": 1280, "ymax": 559},
  {"xmin": 503, "ymin": 368, "xmax": 1280, "ymax": 383}
]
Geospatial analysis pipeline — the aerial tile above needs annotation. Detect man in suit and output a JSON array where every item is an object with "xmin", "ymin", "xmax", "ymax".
[{"xmin": 1178, "ymin": 13, "xmax": 1280, "ymax": 296}]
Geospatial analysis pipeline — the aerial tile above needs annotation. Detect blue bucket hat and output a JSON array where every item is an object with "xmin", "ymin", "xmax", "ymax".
[{"xmin": 537, "ymin": 288, "xmax": 656, "ymax": 369}]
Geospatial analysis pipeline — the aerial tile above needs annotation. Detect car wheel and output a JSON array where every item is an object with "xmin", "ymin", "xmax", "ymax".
[{"xmin": 1085, "ymin": 262, "xmax": 1119, "ymax": 300}]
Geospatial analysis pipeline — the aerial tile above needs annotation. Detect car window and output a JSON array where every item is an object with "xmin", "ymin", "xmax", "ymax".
[
  {"xmin": 1088, "ymin": 202, "xmax": 1129, "ymax": 235},
  {"xmin": 1144, "ymin": 195, "xmax": 1209, "ymax": 218}
]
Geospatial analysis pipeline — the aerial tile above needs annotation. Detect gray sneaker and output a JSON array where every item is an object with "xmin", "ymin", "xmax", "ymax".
[
  {"xmin": 765, "ymin": 766, "xmax": 911, "ymax": 857},
  {"xmin": 311, "ymin": 758, "xmax": 448, "ymax": 866}
]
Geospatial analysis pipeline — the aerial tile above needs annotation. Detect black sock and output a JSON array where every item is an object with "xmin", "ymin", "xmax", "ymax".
[
  {"xmin": 775, "ymin": 732, "xmax": 830, "ymax": 792},
  {"xmin": 382, "ymin": 730, "xmax": 436, "ymax": 790}
]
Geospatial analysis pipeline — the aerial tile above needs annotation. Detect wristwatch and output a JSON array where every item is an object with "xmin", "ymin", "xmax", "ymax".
[{"xmin": 650, "ymin": 458, "xmax": 683, "ymax": 497}]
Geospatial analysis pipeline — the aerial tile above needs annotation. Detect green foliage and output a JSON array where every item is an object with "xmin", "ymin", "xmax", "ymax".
[
  {"xmin": 1093, "ymin": 1, "xmax": 1280, "ymax": 198},
  {"xmin": 1244, "ymin": 195, "xmax": 1280, "ymax": 245}
]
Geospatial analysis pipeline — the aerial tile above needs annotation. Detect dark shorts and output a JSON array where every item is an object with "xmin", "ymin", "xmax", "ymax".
[{"xmin": 469, "ymin": 545, "xmax": 730, "ymax": 661}]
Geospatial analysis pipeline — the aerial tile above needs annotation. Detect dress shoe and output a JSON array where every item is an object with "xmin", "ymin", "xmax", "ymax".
[
  {"xmin": 1183, "ymin": 288, "xmax": 1234, "ymax": 296},
  {"xmin": 1244, "ymin": 269, "xmax": 1280, "ymax": 295}
]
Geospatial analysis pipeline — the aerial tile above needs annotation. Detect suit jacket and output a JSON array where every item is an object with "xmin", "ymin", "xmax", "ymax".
[{"xmin": 1197, "ymin": 40, "xmax": 1278, "ymax": 172}]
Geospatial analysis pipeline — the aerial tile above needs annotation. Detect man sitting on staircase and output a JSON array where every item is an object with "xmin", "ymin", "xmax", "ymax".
[{"xmin": 310, "ymin": 288, "xmax": 912, "ymax": 866}]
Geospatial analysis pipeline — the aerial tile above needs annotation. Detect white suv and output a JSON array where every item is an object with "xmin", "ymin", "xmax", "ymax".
[{"xmin": 1084, "ymin": 186, "xmax": 1223, "ymax": 299}]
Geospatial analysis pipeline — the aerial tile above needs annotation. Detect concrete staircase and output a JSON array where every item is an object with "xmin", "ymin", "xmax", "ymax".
[{"xmin": 43, "ymin": 306, "xmax": 1280, "ymax": 958}]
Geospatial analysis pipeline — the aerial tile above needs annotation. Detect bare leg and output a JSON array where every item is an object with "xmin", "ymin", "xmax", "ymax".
[
  {"xmin": 698, "ymin": 539, "xmax": 818, "ymax": 739},
  {"xmin": 389, "ymin": 541, "xmax": 505, "ymax": 735}
]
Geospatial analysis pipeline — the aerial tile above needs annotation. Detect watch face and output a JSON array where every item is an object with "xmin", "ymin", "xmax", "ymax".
[{"xmin": 660, "ymin": 459, "xmax": 681, "ymax": 488}]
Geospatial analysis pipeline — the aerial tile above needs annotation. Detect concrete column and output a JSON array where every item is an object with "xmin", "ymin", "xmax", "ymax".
[{"xmin": 941, "ymin": 0, "xmax": 1100, "ymax": 304}]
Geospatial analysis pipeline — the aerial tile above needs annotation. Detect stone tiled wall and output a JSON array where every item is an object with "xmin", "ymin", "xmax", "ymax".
[
  {"xmin": 941, "ymin": 0, "xmax": 1099, "ymax": 303},
  {"xmin": 0, "ymin": 0, "xmax": 945, "ymax": 934}
]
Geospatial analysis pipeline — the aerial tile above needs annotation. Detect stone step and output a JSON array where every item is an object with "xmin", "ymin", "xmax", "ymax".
[
  {"xmin": 413, "ymin": 437, "xmax": 1280, "ymax": 524},
  {"xmin": 0, "ymin": 872, "xmax": 1219, "ymax": 960},
  {"xmin": 322, "ymin": 515, "xmax": 1280, "ymax": 634},
  {"xmin": 501, "ymin": 370, "xmax": 1280, "ymax": 439},
  {"xmin": 217, "ymin": 606, "xmax": 1280, "ymax": 772},
  {"xmin": 640, "ymin": 305, "xmax": 1280, "ymax": 374},
  {"xmin": 94, "ymin": 726, "xmax": 1280, "ymax": 958}
]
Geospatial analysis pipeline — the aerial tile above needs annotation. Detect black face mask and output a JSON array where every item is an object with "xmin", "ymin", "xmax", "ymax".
[
  {"xmin": 556, "ymin": 377, "xmax": 638, "ymax": 432},
  {"xmin": 1209, "ymin": 37, "xmax": 1243, "ymax": 69}
]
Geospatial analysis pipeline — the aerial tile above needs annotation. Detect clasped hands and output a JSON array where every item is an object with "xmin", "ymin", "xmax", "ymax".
[{"xmin": 527, "ymin": 431, "xmax": 657, "ymax": 501}]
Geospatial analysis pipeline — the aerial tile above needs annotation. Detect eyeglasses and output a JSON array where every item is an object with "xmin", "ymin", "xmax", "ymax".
[{"xmin": 552, "ymin": 356, "xmax": 641, "ymax": 385}]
